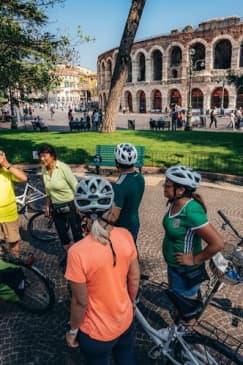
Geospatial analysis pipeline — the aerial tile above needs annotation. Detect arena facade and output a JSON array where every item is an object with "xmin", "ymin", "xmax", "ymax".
[{"xmin": 97, "ymin": 16, "xmax": 243, "ymax": 114}]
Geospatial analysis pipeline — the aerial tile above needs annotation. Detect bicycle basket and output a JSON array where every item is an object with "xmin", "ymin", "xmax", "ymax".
[
  {"xmin": 232, "ymin": 247, "xmax": 243, "ymax": 277},
  {"xmin": 210, "ymin": 252, "xmax": 243, "ymax": 285}
]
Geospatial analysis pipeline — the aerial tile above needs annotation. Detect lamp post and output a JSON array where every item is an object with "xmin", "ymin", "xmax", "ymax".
[
  {"xmin": 220, "ymin": 77, "xmax": 225, "ymax": 115},
  {"xmin": 185, "ymin": 48, "xmax": 195, "ymax": 131}
]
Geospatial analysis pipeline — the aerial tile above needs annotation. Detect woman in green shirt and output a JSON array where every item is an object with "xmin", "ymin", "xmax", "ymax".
[
  {"xmin": 38, "ymin": 144, "xmax": 82, "ymax": 255},
  {"xmin": 162, "ymin": 165, "xmax": 224, "ymax": 298}
]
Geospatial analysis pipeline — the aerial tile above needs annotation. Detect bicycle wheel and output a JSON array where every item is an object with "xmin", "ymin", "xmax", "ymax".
[
  {"xmin": 28, "ymin": 197, "xmax": 46, "ymax": 212},
  {"xmin": 18, "ymin": 264, "xmax": 55, "ymax": 314},
  {"xmin": 28, "ymin": 211, "xmax": 58, "ymax": 242},
  {"xmin": 174, "ymin": 333, "xmax": 243, "ymax": 365}
]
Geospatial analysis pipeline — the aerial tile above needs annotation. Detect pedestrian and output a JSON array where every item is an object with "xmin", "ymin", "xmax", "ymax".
[
  {"xmin": 68, "ymin": 109, "xmax": 74, "ymax": 122},
  {"xmin": 209, "ymin": 106, "xmax": 217, "ymax": 128},
  {"xmin": 229, "ymin": 110, "xmax": 235, "ymax": 129},
  {"xmin": 162, "ymin": 165, "xmax": 224, "ymax": 300},
  {"xmin": 50, "ymin": 105, "xmax": 55, "ymax": 120},
  {"xmin": 65, "ymin": 176, "xmax": 140, "ymax": 365},
  {"xmin": 109, "ymin": 143, "xmax": 145, "ymax": 244},
  {"xmin": 37, "ymin": 144, "xmax": 82, "ymax": 259},
  {"xmin": 0, "ymin": 149, "xmax": 27, "ymax": 257}
]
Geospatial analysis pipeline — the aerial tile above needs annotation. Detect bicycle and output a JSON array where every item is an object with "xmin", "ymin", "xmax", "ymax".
[
  {"xmin": 0, "ymin": 241, "xmax": 55, "ymax": 314},
  {"xmin": 16, "ymin": 168, "xmax": 46, "ymax": 213},
  {"xmin": 135, "ymin": 210, "xmax": 243, "ymax": 364},
  {"xmin": 15, "ymin": 168, "xmax": 58, "ymax": 242}
]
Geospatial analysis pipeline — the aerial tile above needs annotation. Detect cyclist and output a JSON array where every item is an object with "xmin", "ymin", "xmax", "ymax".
[
  {"xmin": 109, "ymin": 143, "xmax": 145, "ymax": 244},
  {"xmin": 162, "ymin": 165, "xmax": 224, "ymax": 298},
  {"xmin": 65, "ymin": 176, "xmax": 140, "ymax": 365},
  {"xmin": 37, "ymin": 144, "xmax": 82, "ymax": 258},
  {"xmin": 0, "ymin": 149, "xmax": 27, "ymax": 257}
]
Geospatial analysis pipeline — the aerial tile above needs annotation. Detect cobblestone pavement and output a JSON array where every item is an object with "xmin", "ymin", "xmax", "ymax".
[{"xmin": 0, "ymin": 173, "xmax": 243, "ymax": 364}]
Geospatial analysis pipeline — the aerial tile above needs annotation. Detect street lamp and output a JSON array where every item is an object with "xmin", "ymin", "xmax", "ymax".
[
  {"xmin": 185, "ymin": 48, "xmax": 195, "ymax": 131},
  {"xmin": 220, "ymin": 77, "xmax": 226, "ymax": 115}
]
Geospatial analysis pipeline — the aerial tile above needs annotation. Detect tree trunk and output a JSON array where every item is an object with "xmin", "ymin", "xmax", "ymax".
[{"xmin": 102, "ymin": 0, "xmax": 146, "ymax": 133}]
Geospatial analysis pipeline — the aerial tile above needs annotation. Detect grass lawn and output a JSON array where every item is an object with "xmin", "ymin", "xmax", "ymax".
[{"xmin": 0, "ymin": 129, "xmax": 242, "ymax": 174}]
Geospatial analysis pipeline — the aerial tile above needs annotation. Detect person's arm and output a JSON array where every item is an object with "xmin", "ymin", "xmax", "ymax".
[
  {"xmin": 62, "ymin": 163, "xmax": 78, "ymax": 192},
  {"xmin": 175, "ymin": 223, "xmax": 224, "ymax": 266},
  {"xmin": 0, "ymin": 151, "xmax": 27, "ymax": 182},
  {"xmin": 108, "ymin": 205, "xmax": 121, "ymax": 223},
  {"xmin": 127, "ymin": 258, "xmax": 140, "ymax": 308},
  {"xmin": 66, "ymin": 281, "xmax": 87, "ymax": 348},
  {"xmin": 108, "ymin": 184, "xmax": 123, "ymax": 223}
]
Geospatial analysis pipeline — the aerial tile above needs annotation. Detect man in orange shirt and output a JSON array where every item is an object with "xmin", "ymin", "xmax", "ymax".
[{"xmin": 65, "ymin": 176, "xmax": 140, "ymax": 365}]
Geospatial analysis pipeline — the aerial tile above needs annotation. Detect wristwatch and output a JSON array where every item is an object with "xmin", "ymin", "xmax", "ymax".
[{"xmin": 68, "ymin": 327, "xmax": 79, "ymax": 336}]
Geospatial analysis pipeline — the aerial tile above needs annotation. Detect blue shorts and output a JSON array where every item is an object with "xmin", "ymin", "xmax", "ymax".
[{"xmin": 167, "ymin": 265, "xmax": 200, "ymax": 297}]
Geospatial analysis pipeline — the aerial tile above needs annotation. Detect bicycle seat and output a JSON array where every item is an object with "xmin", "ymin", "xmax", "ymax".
[{"xmin": 165, "ymin": 288, "xmax": 203, "ymax": 322}]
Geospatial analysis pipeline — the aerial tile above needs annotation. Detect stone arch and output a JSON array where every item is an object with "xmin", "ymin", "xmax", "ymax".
[
  {"xmin": 211, "ymin": 87, "xmax": 229, "ymax": 108},
  {"xmin": 213, "ymin": 38, "xmax": 232, "ymax": 69},
  {"xmin": 192, "ymin": 88, "xmax": 204, "ymax": 109},
  {"xmin": 240, "ymin": 42, "xmax": 243, "ymax": 68},
  {"xmin": 151, "ymin": 49, "xmax": 163, "ymax": 81},
  {"xmin": 169, "ymin": 88, "xmax": 182, "ymax": 107},
  {"xmin": 136, "ymin": 90, "xmax": 146, "ymax": 113},
  {"xmin": 189, "ymin": 42, "xmax": 206, "ymax": 70},
  {"xmin": 124, "ymin": 90, "xmax": 133, "ymax": 112},
  {"xmin": 167, "ymin": 44, "xmax": 183, "ymax": 79},
  {"xmin": 236, "ymin": 86, "xmax": 243, "ymax": 108},
  {"xmin": 151, "ymin": 89, "xmax": 162, "ymax": 111},
  {"xmin": 106, "ymin": 58, "xmax": 113, "ymax": 83},
  {"xmin": 136, "ymin": 52, "xmax": 146, "ymax": 82},
  {"xmin": 101, "ymin": 61, "xmax": 106, "ymax": 85}
]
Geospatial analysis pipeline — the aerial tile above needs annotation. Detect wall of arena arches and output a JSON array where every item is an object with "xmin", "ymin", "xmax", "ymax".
[{"xmin": 97, "ymin": 16, "xmax": 243, "ymax": 113}]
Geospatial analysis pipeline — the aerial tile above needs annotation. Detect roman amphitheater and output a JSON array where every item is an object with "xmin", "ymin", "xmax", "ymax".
[{"xmin": 97, "ymin": 16, "xmax": 243, "ymax": 114}]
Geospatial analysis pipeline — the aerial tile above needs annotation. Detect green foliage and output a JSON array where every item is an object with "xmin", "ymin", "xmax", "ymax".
[
  {"xmin": 0, "ymin": 130, "xmax": 243, "ymax": 175},
  {"xmin": 0, "ymin": 0, "xmax": 95, "ymax": 99}
]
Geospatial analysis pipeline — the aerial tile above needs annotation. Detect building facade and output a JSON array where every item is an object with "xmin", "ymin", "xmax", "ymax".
[
  {"xmin": 48, "ymin": 65, "xmax": 97, "ymax": 108},
  {"xmin": 97, "ymin": 16, "xmax": 243, "ymax": 114}
]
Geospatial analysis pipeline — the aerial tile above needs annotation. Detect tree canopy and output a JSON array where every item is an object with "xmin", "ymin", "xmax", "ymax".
[{"xmin": 0, "ymin": 0, "xmax": 94, "ymax": 103}]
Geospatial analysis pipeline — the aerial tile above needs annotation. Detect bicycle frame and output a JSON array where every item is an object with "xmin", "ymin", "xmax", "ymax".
[
  {"xmin": 135, "ymin": 210, "xmax": 243, "ymax": 364},
  {"xmin": 135, "ymin": 274, "xmax": 223, "ymax": 364},
  {"xmin": 16, "ymin": 182, "xmax": 46, "ymax": 208}
]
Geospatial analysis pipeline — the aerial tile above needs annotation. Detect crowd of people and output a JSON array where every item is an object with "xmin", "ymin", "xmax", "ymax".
[{"xmin": 0, "ymin": 141, "xmax": 231, "ymax": 364}]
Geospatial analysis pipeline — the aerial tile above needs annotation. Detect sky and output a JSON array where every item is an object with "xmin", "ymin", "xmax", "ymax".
[{"xmin": 46, "ymin": 0, "xmax": 243, "ymax": 71}]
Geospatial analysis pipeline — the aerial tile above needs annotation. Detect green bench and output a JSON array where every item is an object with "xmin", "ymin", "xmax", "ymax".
[{"xmin": 90, "ymin": 145, "xmax": 145, "ymax": 174}]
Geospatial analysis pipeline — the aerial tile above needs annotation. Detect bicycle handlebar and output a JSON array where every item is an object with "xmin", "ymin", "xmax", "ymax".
[
  {"xmin": 23, "ymin": 168, "xmax": 38, "ymax": 175},
  {"xmin": 218, "ymin": 209, "xmax": 243, "ymax": 245}
]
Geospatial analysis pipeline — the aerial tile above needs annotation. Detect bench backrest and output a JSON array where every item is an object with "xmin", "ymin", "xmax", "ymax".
[{"xmin": 96, "ymin": 145, "xmax": 145, "ymax": 167}]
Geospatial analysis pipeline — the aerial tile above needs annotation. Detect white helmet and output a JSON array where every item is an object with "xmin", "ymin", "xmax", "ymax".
[
  {"xmin": 165, "ymin": 165, "xmax": 201, "ymax": 189},
  {"xmin": 114, "ymin": 143, "xmax": 137, "ymax": 165},
  {"xmin": 74, "ymin": 176, "xmax": 114, "ymax": 213}
]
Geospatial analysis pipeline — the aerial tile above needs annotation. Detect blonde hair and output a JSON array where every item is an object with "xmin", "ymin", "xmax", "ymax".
[
  {"xmin": 90, "ymin": 219, "xmax": 110, "ymax": 244},
  {"xmin": 90, "ymin": 211, "xmax": 110, "ymax": 244}
]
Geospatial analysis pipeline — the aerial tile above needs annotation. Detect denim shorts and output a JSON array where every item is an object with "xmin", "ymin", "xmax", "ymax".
[{"xmin": 167, "ymin": 265, "xmax": 200, "ymax": 297}]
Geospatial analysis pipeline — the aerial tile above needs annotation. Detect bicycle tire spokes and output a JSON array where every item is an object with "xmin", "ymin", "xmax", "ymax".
[
  {"xmin": 19, "ymin": 265, "xmax": 54, "ymax": 313},
  {"xmin": 28, "ymin": 212, "xmax": 57, "ymax": 242}
]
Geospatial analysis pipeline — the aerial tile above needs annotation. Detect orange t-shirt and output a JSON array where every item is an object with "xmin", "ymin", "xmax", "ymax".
[{"xmin": 65, "ymin": 227, "xmax": 137, "ymax": 341}]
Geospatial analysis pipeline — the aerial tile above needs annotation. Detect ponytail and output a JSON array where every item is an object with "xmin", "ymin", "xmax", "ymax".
[
  {"xmin": 90, "ymin": 219, "xmax": 110, "ymax": 244},
  {"xmin": 191, "ymin": 192, "xmax": 207, "ymax": 212}
]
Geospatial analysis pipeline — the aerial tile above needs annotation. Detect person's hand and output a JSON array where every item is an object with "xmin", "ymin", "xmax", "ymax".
[
  {"xmin": 45, "ymin": 205, "xmax": 50, "ymax": 217},
  {"xmin": 0, "ymin": 151, "xmax": 9, "ymax": 168},
  {"xmin": 65, "ymin": 332, "xmax": 79, "ymax": 348},
  {"xmin": 175, "ymin": 252, "xmax": 194, "ymax": 266}
]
